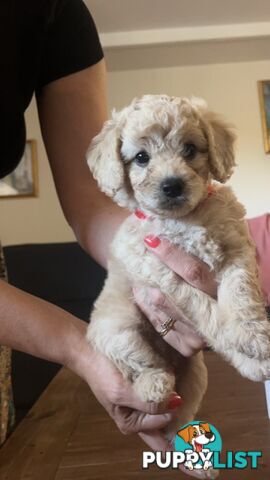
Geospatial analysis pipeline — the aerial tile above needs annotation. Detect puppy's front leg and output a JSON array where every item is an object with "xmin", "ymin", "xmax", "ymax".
[
  {"xmin": 216, "ymin": 258, "xmax": 270, "ymax": 380},
  {"xmin": 164, "ymin": 271, "xmax": 270, "ymax": 381},
  {"xmin": 87, "ymin": 267, "xmax": 175, "ymax": 403}
]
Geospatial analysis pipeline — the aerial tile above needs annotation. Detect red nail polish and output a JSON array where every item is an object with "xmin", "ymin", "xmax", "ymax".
[
  {"xmin": 168, "ymin": 395, "xmax": 183, "ymax": 409},
  {"xmin": 144, "ymin": 235, "xmax": 161, "ymax": 248},
  {"xmin": 135, "ymin": 209, "xmax": 147, "ymax": 220}
]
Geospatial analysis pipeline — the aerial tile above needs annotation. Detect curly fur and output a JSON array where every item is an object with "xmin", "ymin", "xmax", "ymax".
[{"xmin": 86, "ymin": 95, "xmax": 269, "ymax": 476}]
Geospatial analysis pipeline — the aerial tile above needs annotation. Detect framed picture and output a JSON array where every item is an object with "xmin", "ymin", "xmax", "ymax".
[
  {"xmin": 258, "ymin": 80, "xmax": 270, "ymax": 153},
  {"xmin": 0, "ymin": 140, "xmax": 38, "ymax": 198}
]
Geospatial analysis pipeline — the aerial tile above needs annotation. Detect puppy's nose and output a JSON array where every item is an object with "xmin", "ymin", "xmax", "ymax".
[
  {"xmin": 161, "ymin": 177, "xmax": 185, "ymax": 198},
  {"xmin": 205, "ymin": 432, "xmax": 213, "ymax": 439}
]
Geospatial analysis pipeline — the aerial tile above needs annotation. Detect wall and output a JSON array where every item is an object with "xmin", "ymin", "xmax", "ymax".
[
  {"xmin": 0, "ymin": 44, "xmax": 269, "ymax": 245},
  {"xmin": 0, "ymin": 100, "xmax": 75, "ymax": 246}
]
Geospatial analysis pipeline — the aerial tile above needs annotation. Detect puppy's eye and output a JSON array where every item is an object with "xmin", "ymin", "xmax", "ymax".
[
  {"xmin": 182, "ymin": 143, "xmax": 197, "ymax": 160},
  {"xmin": 134, "ymin": 151, "xmax": 150, "ymax": 166},
  {"xmin": 193, "ymin": 431, "xmax": 198, "ymax": 437}
]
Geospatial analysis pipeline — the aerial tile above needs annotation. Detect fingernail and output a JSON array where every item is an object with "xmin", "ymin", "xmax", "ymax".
[
  {"xmin": 135, "ymin": 209, "xmax": 147, "ymax": 219},
  {"xmin": 168, "ymin": 394, "xmax": 183, "ymax": 409},
  {"xmin": 144, "ymin": 235, "xmax": 161, "ymax": 248}
]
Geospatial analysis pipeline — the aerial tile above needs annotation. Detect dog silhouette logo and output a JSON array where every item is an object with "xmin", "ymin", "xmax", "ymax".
[{"xmin": 175, "ymin": 421, "xmax": 222, "ymax": 473}]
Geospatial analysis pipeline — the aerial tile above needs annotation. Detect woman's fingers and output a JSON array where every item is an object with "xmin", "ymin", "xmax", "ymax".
[
  {"xmin": 139, "ymin": 431, "xmax": 205, "ymax": 478},
  {"xmin": 133, "ymin": 286, "xmax": 207, "ymax": 356},
  {"xmin": 88, "ymin": 348, "xmax": 183, "ymax": 436},
  {"xmin": 144, "ymin": 237, "xmax": 217, "ymax": 297},
  {"xmin": 139, "ymin": 429, "xmax": 173, "ymax": 451},
  {"xmin": 113, "ymin": 406, "xmax": 176, "ymax": 434},
  {"xmin": 113, "ymin": 372, "xmax": 182, "ymax": 414}
]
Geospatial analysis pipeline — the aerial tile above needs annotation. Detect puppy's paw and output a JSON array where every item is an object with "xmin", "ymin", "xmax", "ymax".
[
  {"xmin": 253, "ymin": 359, "xmax": 270, "ymax": 381},
  {"xmin": 236, "ymin": 320, "xmax": 270, "ymax": 361},
  {"xmin": 232, "ymin": 354, "xmax": 270, "ymax": 381},
  {"xmin": 133, "ymin": 368, "xmax": 175, "ymax": 402}
]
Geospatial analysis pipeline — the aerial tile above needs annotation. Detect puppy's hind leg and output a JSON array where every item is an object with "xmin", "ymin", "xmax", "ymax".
[
  {"xmin": 164, "ymin": 352, "xmax": 208, "ymax": 445},
  {"xmin": 163, "ymin": 354, "xmax": 219, "ymax": 478},
  {"xmin": 87, "ymin": 269, "xmax": 175, "ymax": 403}
]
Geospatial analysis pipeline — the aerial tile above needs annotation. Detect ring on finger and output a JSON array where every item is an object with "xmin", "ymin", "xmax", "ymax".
[{"xmin": 158, "ymin": 317, "xmax": 176, "ymax": 337}]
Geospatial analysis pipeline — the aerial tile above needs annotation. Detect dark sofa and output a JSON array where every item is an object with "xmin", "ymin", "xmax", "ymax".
[{"xmin": 3, "ymin": 242, "xmax": 106, "ymax": 424}]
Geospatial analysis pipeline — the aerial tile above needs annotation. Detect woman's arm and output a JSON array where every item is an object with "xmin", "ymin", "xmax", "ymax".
[
  {"xmin": 37, "ymin": 59, "xmax": 127, "ymax": 268},
  {"xmin": 0, "ymin": 279, "xmax": 176, "ymax": 442}
]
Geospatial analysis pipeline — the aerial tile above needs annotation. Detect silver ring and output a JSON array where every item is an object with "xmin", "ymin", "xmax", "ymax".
[{"xmin": 158, "ymin": 317, "xmax": 176, "ymax": 337}]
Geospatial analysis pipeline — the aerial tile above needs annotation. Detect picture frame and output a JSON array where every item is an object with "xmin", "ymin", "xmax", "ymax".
[
  {"xmin": 258, "ymin": 80, "xmax": 270, "ymax": 154},
  {"xmin": 0, "ymin": 140, "xmax": 38, "ymax": 198}
]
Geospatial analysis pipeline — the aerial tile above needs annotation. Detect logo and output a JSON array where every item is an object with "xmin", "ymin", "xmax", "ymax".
[
  {"xmin": 175, "ymin": 421, "xmax": 221, "ymax": 472},
  {"xmin": 142, "ymin": 420, "xmax": 262, "ymax": 474}
]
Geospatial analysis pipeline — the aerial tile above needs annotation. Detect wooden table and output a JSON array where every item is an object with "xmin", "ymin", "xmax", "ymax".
[{"xmin": 0, "ymin": 352, "xmax": 269, "ymax": 479}]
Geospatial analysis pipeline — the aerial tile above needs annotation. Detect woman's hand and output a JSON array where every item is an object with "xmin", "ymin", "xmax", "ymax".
[
  {"xmin": 134, "ymin": 286, "xmax": 207, "ymax": 357},
  {"xmin": 0, "ymin": 278, "xmax": 182, "ymax": 453},
  {"xmin": 134, "ymin": 237, "xmax": 217, "ymax": 356},
  {"xmin": 72, "ymin": 336, "xmax": 182, "ymax": 451}
]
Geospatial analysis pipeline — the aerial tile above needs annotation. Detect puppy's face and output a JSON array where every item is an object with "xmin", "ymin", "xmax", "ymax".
[
  {"xmin": 120, "ymin": 99, "xmax": 210, "ymax": 217},
  {"xmin": 177, "ymin": 423, "xmax": 215, "ymax": 451},
  {"xmin": 88, "ymin": 95, "xmax": 235, "ymax": 218}
]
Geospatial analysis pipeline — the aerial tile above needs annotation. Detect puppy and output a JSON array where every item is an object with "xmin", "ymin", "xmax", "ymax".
[{"xmin": 86, "ymin": 95, "xmax": 270, "ymax": 460}]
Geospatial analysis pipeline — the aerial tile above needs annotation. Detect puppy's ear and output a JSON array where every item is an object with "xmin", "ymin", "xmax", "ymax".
[
  {"xmin": 87, "ymin": 106, "xmax": 138, "ymax": 210},
  {"xmin": 87, "ymin": 112, "xmax": 124, "ymax": 199},
  {"xmin": 205, "ymin": 112, "xmax": 236, "ymax": 183},
  {"xmin": 199, "ymin": 422, "xmax": 211, "ymax": 433},
  {"xmin": 190, "ymin": 98, "xmax": 236, "ymax": 183},
  {"xmin": 177, "ymin": 426, "xmax": 193, "ymax": 444}
]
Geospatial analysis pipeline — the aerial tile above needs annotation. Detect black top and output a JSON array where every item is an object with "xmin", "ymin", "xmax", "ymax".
[{"xmin": 0, "ymin": 0, "xmax": 103, "ymax": 179}]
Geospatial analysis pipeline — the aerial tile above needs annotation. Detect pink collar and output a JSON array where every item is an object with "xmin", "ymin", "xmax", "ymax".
[{"xmin": 135, "ymin": 184, "xmax": 216, "ymax": 220}]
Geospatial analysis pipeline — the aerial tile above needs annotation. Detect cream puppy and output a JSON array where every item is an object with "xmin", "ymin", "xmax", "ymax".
[{"xmin": 86, "ymin": 95, "xmax": 270, "ymax": 453}]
